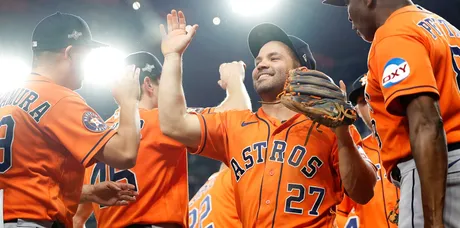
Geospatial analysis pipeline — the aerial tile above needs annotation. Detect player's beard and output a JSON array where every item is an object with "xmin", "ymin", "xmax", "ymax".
[{"xmin": 253, "ymin": 73, "xmax": 285, "ymax": 102}]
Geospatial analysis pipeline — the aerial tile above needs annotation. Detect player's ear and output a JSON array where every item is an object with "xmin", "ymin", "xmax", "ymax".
[
  {"xmin": 144, "ymin": 76, "xmax": 154, "ymax": 93},
  {"xmin": 64, "ymin": 45, "xmax": 73, "ymax": 60},
  {"xmin": 365, "ymin": 0, "xmax": 375, "ymax": 8}
]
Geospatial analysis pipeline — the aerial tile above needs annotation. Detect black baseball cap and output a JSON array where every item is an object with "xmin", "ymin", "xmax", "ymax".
[
  {"xmin": 348, "ymin": 73, "xmax": 368, "ymax": 105},
  {"xmin": 124, "ymin": 51, "xmax": 162, "ymax": 84},
  {"xmin": 32, "ymin": 12, "xmax": 107, "ymax": 51},
  {"xmin": 248, "ymin": 23, "xmax": 316, "ymax": 70},
  {"xmin": 322, "ymin": 0, "xmax": 347, "ymax": 7}
]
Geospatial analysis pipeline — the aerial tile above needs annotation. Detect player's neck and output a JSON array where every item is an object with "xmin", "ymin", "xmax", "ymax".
[
  {"xmin": 375, "ymin": 0, "xmax": 414, "ymax": 28},
  {"xmin": 261, "ymin": 103, "xmax": 298, "ymax": 121},
  {"xmin": 138, "ymin": 97, "xmax": 156, "ymax": 110},
  {"xmin": 31, "ymin": 66, "xmax": 64, "ymax": 87}
]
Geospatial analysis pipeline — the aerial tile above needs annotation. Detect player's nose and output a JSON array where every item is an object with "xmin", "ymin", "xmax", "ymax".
[{"xmin": 256, "ymin": 60, "xmax": 269, "ymax": 71}]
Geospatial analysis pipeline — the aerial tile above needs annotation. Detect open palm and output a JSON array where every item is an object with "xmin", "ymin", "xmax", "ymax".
[{"xmin": 160, "ymin": 10, "xmax": 198, "ymax": 56}]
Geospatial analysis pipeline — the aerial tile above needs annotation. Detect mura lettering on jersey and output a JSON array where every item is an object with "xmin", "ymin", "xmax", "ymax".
[
  {"xmin": 417, "ymin": 17, "xmax": 460, "ymax": 40},
  {"xmin": 0, "ymin": 88, "xmax": 51, "ymax": 123},
  {"xmin": 230, "ymin": 140, "xmax": 324, "ymax": 182}
]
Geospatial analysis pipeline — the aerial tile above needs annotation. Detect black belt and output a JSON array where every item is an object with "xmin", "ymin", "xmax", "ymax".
[
  {"xmin": 4, "ymin": 219, "xmax": 65, "ymax": 228},
  {"xmin": 391, "ymin": 142, "xmax": 460, "ymax": 183}
]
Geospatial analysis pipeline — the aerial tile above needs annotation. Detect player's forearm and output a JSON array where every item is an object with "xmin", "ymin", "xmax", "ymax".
[
  {"xmin": 410, "ymin": 115, "xmax": 446, "ymax": 226},
  {"xmin": 73, "ymin": 202, "xmax": 93, "ymax": 228},
  {"xmin": 215, "ymin": 79, "xmax": 252, "ymax": 112},
  {"xmin": 79, "ymin": 184, "xmax": 94, "ymax": 203},
  {"xmin": 101, "ymin": 102, "xmax": 140, "ymax": 169},
  {"xmin": 158, "ymin": 53, "xmax": 189, "ymax": 136},
  {"xmin": 335, "ymin": 126, "xmax": 376, "ymax": 204},
  {"xmin": 405, "ymin": 95, "xmax": 447, "ymax": 226}
]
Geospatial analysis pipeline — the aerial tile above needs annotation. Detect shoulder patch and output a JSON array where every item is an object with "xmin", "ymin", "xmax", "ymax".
[
  {"xmin": 382, "ymin": 58, "xmax": 410, "ymax": 88},
  {"xmin": 82, "ymin": 111, "xmax": 108, "ymax": 133}
]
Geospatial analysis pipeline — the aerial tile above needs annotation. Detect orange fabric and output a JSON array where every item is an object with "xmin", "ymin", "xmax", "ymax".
[
  {"xmin": 188, "ymin": 167, "xmax": 242, "ymax": 228},
  {"xmin": 0, "ymin": 74, "xmax": 116, "ymax": 227},
  {"xmin": 336, "ymin": 196, "xmax": 356, "ymax": 228},
  {"xmin": 190, "ymin": 108, "xmax": 350, "ymax": 228},
  {"xmin": 336, "ymin": 136, "xmax": 400, "ymax": 228},
  {"xmin": 85, "ymin": 108, "xmax": 190, "ymax": 228},
  {"xmin": 366, "ymin": 5, "xmax": 460, "ymax": 176}
]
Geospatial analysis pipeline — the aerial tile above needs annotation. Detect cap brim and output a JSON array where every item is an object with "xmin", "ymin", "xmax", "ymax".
[
  {"xmin": 322, "ymin": 0, "xmax": 347, "ymax": 7},
  {"xmin": 348, "ymin": 87, "xmax": 364, "ymax": 105},
  {"xmin": 248, "ymin": 23, "xmax": 296, "ymax": 58}
]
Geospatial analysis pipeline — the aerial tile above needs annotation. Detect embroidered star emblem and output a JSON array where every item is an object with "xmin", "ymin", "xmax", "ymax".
[
  {"xmin": 141, "ymin": 63, "xmax": 155, "ymax": 73},
  {"xmin": 68, "ymin": 30, "xmax": 82, "ymax": 40}
]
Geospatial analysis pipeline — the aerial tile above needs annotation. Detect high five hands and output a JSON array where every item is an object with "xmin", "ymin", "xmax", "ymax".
[{"xmin": 160, "ymin": 10, "xmax": 199, "ymax": 57}]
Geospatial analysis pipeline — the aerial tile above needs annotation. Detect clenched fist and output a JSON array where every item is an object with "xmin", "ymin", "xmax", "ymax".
[{"xmin": 218, "ymin": 61, "xmax": 246, "ymax": 90}]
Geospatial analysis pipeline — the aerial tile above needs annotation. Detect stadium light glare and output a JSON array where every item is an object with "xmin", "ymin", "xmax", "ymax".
[
  {"xmin": 133, "ymin": 1, "xmax": 141, "ymax": 10},
  {"xmin": 213, "ymin": 17, "xmax": 221, "ymax": 25},
  {"xmin": 230, "ymin": 0, "xmax": 279, "ymax": 17},
  {"xmin": 0, "ymin": 57, "xmax": 30, "ymax": 92},
  {"xmin": 83, "ymin": 47, "xmax": 126, "ymax": 86}
]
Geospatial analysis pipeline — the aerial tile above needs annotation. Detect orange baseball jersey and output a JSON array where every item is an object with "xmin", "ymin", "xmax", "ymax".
[
  {"xmin": 365, "ymin": 5, "xmax": 460, "ymax": 176},
  {"xmin": 85, "ymin": 107, "xmax": 213, "ymax": 228},
  {"xmin": 0, "ymin": 74, "xmax": 116, "ymax": 227},
  {"xmin": 190, "ymin": 108, "xmax": 367, "ymax": 227},
  {"xmin": 188, "ymin": 167, "xmax": 242, "ymax": 228},
  {"xmin": 336, "ymin": 135, "xmax": 399, "ymax": 228}
]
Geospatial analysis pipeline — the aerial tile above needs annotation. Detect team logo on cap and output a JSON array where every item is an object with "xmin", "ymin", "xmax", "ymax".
[
  {"xmin": 142, "ymin": 63, "xmax": 155, "ymax": 73},
  {"xmin": 82, "ymin": 111, "xmax": 107, "ymax": 132},
  {"xmin": 382, "ymin": 58, "xmax": 410, "ymax": 88},
  {"xmin": 68, "ymin": 30, "xmax": 82, "ymax": 40}
]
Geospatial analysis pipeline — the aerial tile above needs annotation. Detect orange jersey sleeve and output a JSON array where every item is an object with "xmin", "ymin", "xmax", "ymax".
[
  {"xmin": 366, "ymin": 5, "xmax": 460, "ymax": 175},
  {"xmin": 0, "ymin": 75, "xmax": 116, "ymax": 227},
  {"xmin": 41, "ymin": 95, "xmax": 116, "ymax": 167},
  {"xmin": 189, "ymin": 168, "xmax": 242, "ymax": 228},
  {"xmin": 370, "ymin": 34, "xmax": 439, "ymax": 116},
  {"xmin": 189, "ymin": 110, "xmax": 245, "ymax": 164},
  {"xmin": 86, "ymin": 108, "xmax": 189, "ymax": 228}
]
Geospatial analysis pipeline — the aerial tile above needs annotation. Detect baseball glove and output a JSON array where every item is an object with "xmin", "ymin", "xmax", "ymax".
[{"xmin": 279, "ymin": 67, "xmax": 358, "ymax": 128}]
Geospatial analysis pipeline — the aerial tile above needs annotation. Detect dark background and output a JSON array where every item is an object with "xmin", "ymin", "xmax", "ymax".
[{"xmin": 0, "ymin": 0, "xmax": 459, "ymax": 226}]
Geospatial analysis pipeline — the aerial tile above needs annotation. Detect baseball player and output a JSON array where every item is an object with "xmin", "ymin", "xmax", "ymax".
[
  {"xmin": 157, "ymin": 10, "xmax": 376, "ymax": 227},
  {"xmin": 336, "ymin": 73, "xmax": 400, "ymax": 228},
  {"xmin": 188, "ymin": 164, "xmax": 242, "ymax": 228},
  {"xmin": 323, "ymin": 0, "xmax": 460, "ymax": 227},
  {"xmin": 72, "ymin": 51, "xmax": 251, "ymax": 228},
  {"xmin": 0, "ymin": 12, "xmax": 142, "ymax": 228}
]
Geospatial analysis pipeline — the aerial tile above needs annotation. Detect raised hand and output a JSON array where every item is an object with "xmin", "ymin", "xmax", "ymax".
[
  {"xmin": 160, "ymin": 10, "xmax": 198, "ymax": 56},
  {"xmin": 112, "ymin": 65, "xmax": 141, "ymax": 105},
  {"xmin": 218, "ymin": 61, "xmax": 246, "ymax": 90}
]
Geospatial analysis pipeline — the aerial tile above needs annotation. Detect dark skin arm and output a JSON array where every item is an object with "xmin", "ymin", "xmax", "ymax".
[{"xmin": 402, "ymin": 93, "xmax": 447, "ymax": 228}]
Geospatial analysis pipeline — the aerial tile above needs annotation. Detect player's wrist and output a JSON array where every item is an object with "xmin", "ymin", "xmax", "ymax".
[
  {"xmin": 80, "ymin": 184, "xmax": 95, "ymax": 203},
  {"xmin": 118, "ymin": 99, "xmax": 139, "ymax": 110},
  {"xmin": 164, "ymin": 52, "xmax": 182, "ymax": 60}
]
